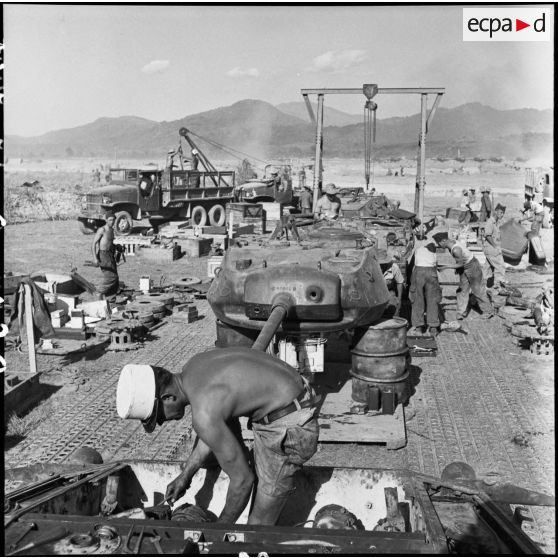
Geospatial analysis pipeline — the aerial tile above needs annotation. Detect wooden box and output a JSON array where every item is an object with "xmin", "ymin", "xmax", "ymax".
[
  {"xmin": 138, "ymin": 244, "xmax": 182, "ymax": 262},
  {"xmin": 177, "ymin": 237, "xmax": 213, "ymax": 258}
]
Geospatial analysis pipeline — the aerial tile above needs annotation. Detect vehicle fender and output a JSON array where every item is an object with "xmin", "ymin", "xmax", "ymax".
[{"xmin": 110, "ymin": 204, "xmax": 141, "ymax": 220}]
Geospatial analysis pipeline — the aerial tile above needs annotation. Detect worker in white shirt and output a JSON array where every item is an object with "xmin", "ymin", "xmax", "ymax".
[
  {"xmin": 521, "ymin": 198, "xmax": 545, "ymax": 234},
  {"xmin": 408, "ymin": 238, "xmax": 442, "ymax": 337}
]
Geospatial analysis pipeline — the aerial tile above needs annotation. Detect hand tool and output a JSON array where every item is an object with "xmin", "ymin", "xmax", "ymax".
[
  {"xmin": 150, "ymin": 535, "xmax": 164, "ymax": 554},
  {"xmin": 9, "ymin": 522, "xmax": 37, "ymax": 549},
  {"xmin": 6, "ymin": 526, "xmax": 67, "ymax": 556}
]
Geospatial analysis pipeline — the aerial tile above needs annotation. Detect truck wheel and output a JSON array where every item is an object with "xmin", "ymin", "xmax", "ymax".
[
  {"xmin": 114, "ymin": 211, "xmax": 133, "ymax": 236},
  {"xmin": 191, "ymin": 205, "xmax": 207, "ymax": 227},
  {"xmin": 78, "ymin": 221, "xmax": 97, "ymax": 235},
  {"xmin": 208, "ymin": 204, "xmax": 226, "ymax": 227}
]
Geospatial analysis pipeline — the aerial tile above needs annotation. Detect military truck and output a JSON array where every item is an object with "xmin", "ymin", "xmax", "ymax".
[
  {"xmin": 77, "ymin": 128, "xmax": 235, "ymax": 235},
  {"xmin": 234, "ymin": 163, "xmax": 294, "ymax": 205}
]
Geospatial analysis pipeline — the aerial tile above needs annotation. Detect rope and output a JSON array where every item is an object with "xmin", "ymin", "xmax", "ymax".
[{"xmin": 188, "ymin": 130, "xmax": 269, "ymax": 167}]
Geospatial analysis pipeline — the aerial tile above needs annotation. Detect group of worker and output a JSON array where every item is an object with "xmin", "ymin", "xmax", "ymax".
[
  {"xmin": 459, "ymin": 186, "xmax": 493, "ymax": 223},
  {"xmin": 108, "ymin": 183, "xmax": 525, "ymax": 526}
]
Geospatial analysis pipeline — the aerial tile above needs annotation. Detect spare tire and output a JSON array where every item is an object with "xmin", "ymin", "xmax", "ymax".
[
  {"xmin": 208, "ymin": 204, "xmax": 226, "ymax": 227},
  {"xmin": 191, "ymin": 205, "xmax": 207, "ymax": 227},
  {"xmin": 114, "ymin": 211, "xmax": 134, "ymax": 236}
]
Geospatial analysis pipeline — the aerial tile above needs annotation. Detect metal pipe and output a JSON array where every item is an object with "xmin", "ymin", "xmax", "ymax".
[
  {"xmin": 312, "ymin": 94, "xmax": 324, "ymax": 213},
  {"xmin": 414, "ymin": 93, "xmax": 428, "ymax": 228},
  {"xmin": 252, "ymin": 305, "xmax": 288, "ymax": 352}
]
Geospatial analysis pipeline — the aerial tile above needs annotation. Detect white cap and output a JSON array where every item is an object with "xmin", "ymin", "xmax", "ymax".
[{"xmin": 117, "ymin": 364, "xmax": 156, "ymax": 421}]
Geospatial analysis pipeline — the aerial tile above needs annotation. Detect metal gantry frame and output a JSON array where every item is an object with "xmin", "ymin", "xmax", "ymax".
[{"xmin": 301, "ymin": 85, "xmax": 445, "ymax": 227}]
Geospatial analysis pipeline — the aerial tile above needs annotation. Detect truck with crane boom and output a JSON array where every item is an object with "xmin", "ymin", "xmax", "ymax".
[{"xmin": 77, "ymin": 128, "xmax": 236, "ymax": 235}]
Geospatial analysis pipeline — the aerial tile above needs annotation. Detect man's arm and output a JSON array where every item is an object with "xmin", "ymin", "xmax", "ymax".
[
  {"xmin": 165, "ymin": 436, "xmax": 214, "ymax": 504},
  {"xmin": 92, "ymin": 228, "xmax": 103, "ymax": 265},
  {"xmin": 194, "ymin": 412, "xmax": 254, "ymax": 524},
  {"xmin": 438, "ymin": 245, "xmax": 462, "ymax": 269},
  {"xmin": 484, "ymin": 234, "xmax": 498, "ymax": 249}
]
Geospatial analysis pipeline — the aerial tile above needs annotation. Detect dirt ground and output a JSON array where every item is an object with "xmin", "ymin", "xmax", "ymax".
[{"xmin": 3, "ymin": 166, "xmax": 555, "ymax": 552}]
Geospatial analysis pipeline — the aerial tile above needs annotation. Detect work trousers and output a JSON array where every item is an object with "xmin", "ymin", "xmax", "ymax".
[
  {"xmin": 456, "ymin": 258, "xmax": 494, "ymax": 319},
  {"xmin": 98, "ymin": 249, "xmax": 119, "ymax": 296},
  {"xmin": 531, "ymin": 214, "xmax": 543, "ymax": 234},
  {"xmin": 483, "ymin": 248, "xmax": 506, "ymax": 287},
  {"xmin": 409, "ymin": 266, "xmax": 442, "ymax": 328}
]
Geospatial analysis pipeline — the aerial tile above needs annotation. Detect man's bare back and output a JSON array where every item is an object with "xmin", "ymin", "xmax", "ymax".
[{"xmin": 180, "ymin": 347, "xmax": 304, "ymax": 422}]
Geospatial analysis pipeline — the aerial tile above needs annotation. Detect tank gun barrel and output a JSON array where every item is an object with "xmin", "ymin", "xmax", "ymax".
[{"xmin": 251, "ymin": 294, "xmax": 293, "ymax": 352}]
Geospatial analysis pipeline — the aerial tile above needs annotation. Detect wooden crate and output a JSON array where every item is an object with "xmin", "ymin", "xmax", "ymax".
[
  {"xmin": 138, "ymin": 244, "xmax": 182, "ymax": 262},
  {"xmin": 226, "ymin": 202, "xmax": 264, "ymax": 220},
  {"xmin": 177, "ymin": 237, "xmax": 213, "ymax": 258},
  {"xmin": 241, "ymin": 215, "xmax": 266, "ymax": 235},
  {"xmin": 260, "ymin": 202, "xmax": 285, "ymax": 221}
]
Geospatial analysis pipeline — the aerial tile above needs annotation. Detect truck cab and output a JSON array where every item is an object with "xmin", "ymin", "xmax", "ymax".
[
  {"xmin": 235, "ymin": 163, "xmax": 293, "ymax": 204},
  {"xmin": 78, "ymin": 166, "xmax": 164, "ymax": 235}
]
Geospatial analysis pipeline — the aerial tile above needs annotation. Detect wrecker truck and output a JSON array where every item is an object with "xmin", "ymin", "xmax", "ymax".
[{"xmin": 77, "ymin": 128, "xmax": 236, "ymax": 235}]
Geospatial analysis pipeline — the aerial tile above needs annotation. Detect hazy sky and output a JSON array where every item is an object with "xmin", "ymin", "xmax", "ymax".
[{"xmin": 4, "ymin": 4, "xmax": 554, "ymax": 137}]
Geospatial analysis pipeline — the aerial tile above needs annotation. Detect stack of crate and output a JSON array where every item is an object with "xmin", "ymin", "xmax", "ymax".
[
  {"xmin": 171, "ymin": 303, "xmax": 198, "ymax": 323},
  {"xmin": 227, "ymin": 203, "xmax": 266, "ymax": 235}
]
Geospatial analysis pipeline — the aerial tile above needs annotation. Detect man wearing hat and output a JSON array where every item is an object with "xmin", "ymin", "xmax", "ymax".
[
  {"xmin": 116, "ymin": 347, "xmax": 320, "ymax": 525},
  {"xmin": 314, "ymin": 183, "xmax": 341, "ymax": 221},
  {"xmin": 479, "ymin": 187, "xmax": 492, "ymax": 222},
  {"xmin": 483, "ymin": 203, "xmax": 507, "ymax": 290},
  {"xmin": 433, "ymin": 231, "xmax": 494, "ymax": 333},
  {"xmin": 521, "ymin": 198, "xmax": 545, "ymax": 234}
]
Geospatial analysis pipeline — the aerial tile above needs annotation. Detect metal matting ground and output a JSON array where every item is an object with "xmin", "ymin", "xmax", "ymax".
[{"xmin": 5, "ymin": 293, "xmax": 555, "ymax": 552}]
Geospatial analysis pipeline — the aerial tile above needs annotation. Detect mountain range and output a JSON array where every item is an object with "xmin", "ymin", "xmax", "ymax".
[{"xmin": 6, "ymin": 100, "xmax": 553, "ymax": 162}]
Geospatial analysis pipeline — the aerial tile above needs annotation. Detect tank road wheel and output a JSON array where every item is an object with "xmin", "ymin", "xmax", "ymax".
[
  {"xmin": 208, "ymin": 204, "xmax": 226, "ymax": 227},
  {"xmin": 78, "ymin": 221, "xmax": 97, "ymax": 235},
  {"xmin": 191, "ymin": 205, "xmax": 208, "ymax": 227},
  {"xmin": 114, "ymin": 211, "xmax": 133, "ymax": 236}
]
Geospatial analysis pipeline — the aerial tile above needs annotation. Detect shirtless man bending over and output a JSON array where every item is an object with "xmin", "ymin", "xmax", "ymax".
[{"xmin": 116, "ymin": 347, "xmax": 320, "ymax": 525}]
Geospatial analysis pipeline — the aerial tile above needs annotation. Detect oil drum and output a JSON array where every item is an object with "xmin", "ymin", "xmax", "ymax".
[
  {"xmin": 215, "ymin": 320, "xmax": 259, "ymax": 348},
  {"xmin": 350, "ymin": 318, "xmax": 410, "ymax": 411}
]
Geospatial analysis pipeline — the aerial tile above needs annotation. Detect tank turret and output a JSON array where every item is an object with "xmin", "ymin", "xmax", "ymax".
[{"xmin": 207, "ymin": 230, "xmax": 390, "ymax": 335}]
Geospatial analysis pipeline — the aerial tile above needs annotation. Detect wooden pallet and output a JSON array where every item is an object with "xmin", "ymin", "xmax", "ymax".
[{"xmin": 240, "ymin": 364, "xmax": 407, "ymax": 449}]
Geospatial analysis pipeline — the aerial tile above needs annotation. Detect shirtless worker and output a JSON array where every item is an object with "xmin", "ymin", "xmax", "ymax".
[
  {"xmin": 92, "ymin": 212, "xmax": 119, "ymax": 297},
  {"xmin": 116, "ymin": 347, "xmax": 320, "ymax": 525},
  {"xmin": 314, "ymin": 183, "xmax": 341, "ymax": 221}
]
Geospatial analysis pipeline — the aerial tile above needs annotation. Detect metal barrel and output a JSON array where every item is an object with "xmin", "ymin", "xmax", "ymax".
[{"xmin": 350, "ymin": 318, "xmax": 410, "ymax": 410}]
